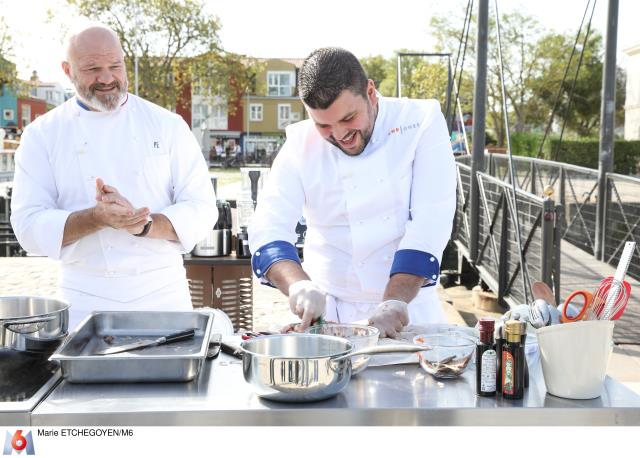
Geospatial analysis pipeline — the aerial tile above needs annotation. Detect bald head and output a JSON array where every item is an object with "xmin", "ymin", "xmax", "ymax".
[
  {"xmin": 62, "ymin": 24, "xmax": 128, "ymax": 112},
  {"xmin": 65, "ymin": 25, "xmax": 123, "ymax": 63}
]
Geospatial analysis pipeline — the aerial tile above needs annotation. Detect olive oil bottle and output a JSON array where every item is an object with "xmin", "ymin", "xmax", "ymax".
[{"xmin": 502, "ymin": 320, "xmax": 526, "ymax": 400}]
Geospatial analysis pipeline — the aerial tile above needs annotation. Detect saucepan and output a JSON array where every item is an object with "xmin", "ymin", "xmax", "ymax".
[
  {"xmin": 0, "ymin": 296, "xmax": 69, "ymax": 354},
  {"xmin": 239, "ymin": 333, "xmax": 428, "ymax": 402}
]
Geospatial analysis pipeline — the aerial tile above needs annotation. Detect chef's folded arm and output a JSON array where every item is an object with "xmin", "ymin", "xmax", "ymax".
[
  {"xmin": 10, "ymin": 125, "xmax": 71, "ymax": 260},
  {"xmin": 386, "ymin": 108, "xmax": 457, "ymax": 300}
]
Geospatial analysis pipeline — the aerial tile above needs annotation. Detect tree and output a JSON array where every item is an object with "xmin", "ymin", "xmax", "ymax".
[
  {"xmin": 360, "ymin": 52, "xmax": 474, "ymax": 120},
  {"xmin": 66, "ymin": 0, "xmax": 257, "ymax": 110},
  {"xmin": 360, "ymin": 55, "xmax": 389, "ymax": 92},
  {"xmin": 0, "ymin": 17, "xmax": 19, "ymax": 89},
  {"xmin": 530, "ymin": 31, "xmax": 626, "ymax": 138},
  {"xmin": 429, "ymin": 7, "xmax": 626, "ymax": 146}
]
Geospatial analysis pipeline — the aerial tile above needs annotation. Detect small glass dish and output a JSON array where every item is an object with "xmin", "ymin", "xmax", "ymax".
[{"xmin": 414, "ymin": 332, "xmax": 476, "ymax": 379}]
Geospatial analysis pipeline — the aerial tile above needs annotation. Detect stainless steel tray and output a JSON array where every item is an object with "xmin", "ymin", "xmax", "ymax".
[{"xmin": 50, "ymin": 311, "xmax": 214, "ymax": 383}]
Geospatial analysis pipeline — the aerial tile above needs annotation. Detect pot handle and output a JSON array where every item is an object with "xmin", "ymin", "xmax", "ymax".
[
  {"xmin": 333, "ymin": 344, "xmax": 431, "ymax": 362},
  {"xmin": 3, "ymin": 315, "xmax": 56, "ymax": 334}
]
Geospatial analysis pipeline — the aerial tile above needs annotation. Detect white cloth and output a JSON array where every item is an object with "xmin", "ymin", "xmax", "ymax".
[
  {"xmin": 323, "ymin": 287, "xmax": 446, "ymax": 325},
  {"xmin": 249, "ymin": 96, "xmax": 456, "ymax": 323},
  {"xmin": 11, "ymin": 94, "xmax": 217, "ymax": 325},
  {"xmin": 62, "ymin": 277, "xmax": 192, "ymax": 330}
]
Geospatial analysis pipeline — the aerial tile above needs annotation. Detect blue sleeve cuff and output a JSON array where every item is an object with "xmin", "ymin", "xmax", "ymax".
[
  {"xmin": 251, "ymin": 240, "xmax": 302, "ymax": 286},
  {"xmin": 390, "ymin": 249, "xmax": 440, "ymax": 287}
]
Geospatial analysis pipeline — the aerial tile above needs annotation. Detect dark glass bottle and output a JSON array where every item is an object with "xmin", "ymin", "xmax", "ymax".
[
  {"xmin": 502, "ymin": 320, "xmax": 525, "ymax": 400},
  {"xmin": 495, "ymin": 321, "xmax": 505, "ymax": 393},
  {"xmin": 521, "ymin": 332, "xmax": 530, "ymax": 389},
  {"xmin": 476, "ymin": 318, "xmax": 496, "ymax": 397}
]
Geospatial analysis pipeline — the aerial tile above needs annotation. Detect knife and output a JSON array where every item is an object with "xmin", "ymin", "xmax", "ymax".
[{"xmin": 95, "ymin": 328, "xmax": 196, "ymax": 355}]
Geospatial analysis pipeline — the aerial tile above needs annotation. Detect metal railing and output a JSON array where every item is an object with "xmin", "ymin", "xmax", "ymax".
[
  {"xmin": 605, "ymin": 173, "xmax": 640, "ymax": 279},
  {"xmin": 455, "ymin": 161, "xmax": 562, "ymax": 307},
  {"xmin": 456, "ymin": 152, "xmax": 640, "ymax": 283}
]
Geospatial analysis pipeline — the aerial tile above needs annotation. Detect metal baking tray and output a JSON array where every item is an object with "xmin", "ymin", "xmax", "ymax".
[{"xmin": 50, "ymin": 311, "xmax": 215, "ymax": 383}]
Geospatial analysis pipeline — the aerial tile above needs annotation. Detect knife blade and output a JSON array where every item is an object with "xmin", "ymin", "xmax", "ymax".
[{"xmin": 95, "ymin": 328, "xmax": 196, "ymax": 355}]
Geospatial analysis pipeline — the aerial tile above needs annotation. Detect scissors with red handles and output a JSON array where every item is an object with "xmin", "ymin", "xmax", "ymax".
[{"xmin": 560, "ymin": 290, "xmax": 593, "ymax": 323}]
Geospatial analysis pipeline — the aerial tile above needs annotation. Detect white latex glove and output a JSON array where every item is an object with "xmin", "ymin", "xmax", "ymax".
[
  {"xmin": 288, "ymin": 280, "xmax": 326, "ymax": 330},
  {"xmin": 368, "ymin": 300, "xmax": 409, "ymax": 338}
]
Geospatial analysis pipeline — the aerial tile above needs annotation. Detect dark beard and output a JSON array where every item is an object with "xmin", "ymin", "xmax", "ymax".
[{"xmin": 328, "ymin": 102, "xmax": 379, "ymax": 156}]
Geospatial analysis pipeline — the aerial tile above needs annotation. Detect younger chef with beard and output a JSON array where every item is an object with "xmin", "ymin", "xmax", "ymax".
[
  {"xmin": 10, "ymin": 24, "xmax": 217, "ymax": 329},
  {"xmin": 248, "ymin": 47, "xmax": 456, "ymax": 337}
]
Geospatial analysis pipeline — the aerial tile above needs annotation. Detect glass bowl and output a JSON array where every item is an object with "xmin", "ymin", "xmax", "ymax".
[
  {"xmin": 413, "ymin": 332, "xmax": 476, "ymax": 379},
  {"xmin": 307, "ymin": 323, "xmax": 380, "ymax": 374}
]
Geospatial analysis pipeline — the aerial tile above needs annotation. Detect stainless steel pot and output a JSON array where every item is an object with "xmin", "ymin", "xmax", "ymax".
[
  {"xmin": 240, "ymin": 334, "xmax": 427, "ymax": 402},
  {"xmin": 0, "ymin": 296, "xmax": 69, "ymax": 353}
]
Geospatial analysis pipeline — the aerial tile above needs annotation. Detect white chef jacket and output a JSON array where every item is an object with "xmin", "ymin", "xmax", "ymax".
[
  {"xmin": 10, "ymin": 94, "xmax": 217, "ymax": 326},
  {"xmin": 248, "ymin": 96, "xmax": 456, "ymax": 324}
]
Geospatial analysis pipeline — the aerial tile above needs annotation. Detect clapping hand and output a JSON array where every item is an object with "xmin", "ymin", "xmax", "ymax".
[{"xmin": 94, "ymin": 178, "xmax": 150, "ymax": 234}]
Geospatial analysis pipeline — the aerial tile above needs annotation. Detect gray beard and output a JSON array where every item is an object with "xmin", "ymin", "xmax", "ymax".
[{"xmin": 79, "ymin": 89, "xmax": 127, "ymax": 112}]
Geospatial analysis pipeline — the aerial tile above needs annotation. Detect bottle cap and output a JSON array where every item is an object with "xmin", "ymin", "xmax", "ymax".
[
  {"xmin": 478, "ymin": 318, "xmax": 495, "ymax": 333},
  {"xmin": 505, "ymin": 320, "xmax": 526, "ymax": 343}
]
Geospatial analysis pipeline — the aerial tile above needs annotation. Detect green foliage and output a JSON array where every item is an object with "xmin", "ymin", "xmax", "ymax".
[
  {"xmin": 509, "ymin": 132, "xmax": 545, "ymax": 158},
  {"xmin": 0, "ymin": 18, "xmax": 18, "ymax": 89},
  {"xmin": 548, "ymin": 139, "xmax": 640, "ymax": 175},
  {"xmin": 66, "ymin": 0, "xmax": 258, "ymax": 110},
  {"xmin": 428, "ymin": 8, "xmax": 626, "ymax": 146},
  {"xmin": 359, "ymin": 52, "xmax": 474, "ymax": 116}
]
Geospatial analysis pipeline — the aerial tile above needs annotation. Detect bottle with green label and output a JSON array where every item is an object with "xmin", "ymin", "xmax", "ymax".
[
  {"xmin": 476, "ymin": 318, "xmax": 496, "ymax": 397},
  {"xmin": 502, "ymin": 320, "xmax": 526, "ymax": 400}
]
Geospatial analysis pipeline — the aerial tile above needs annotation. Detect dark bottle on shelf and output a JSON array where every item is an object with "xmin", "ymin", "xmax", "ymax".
[
  {"xmin": 476, "ymin": 318, "xmax": 497, "ymax": 397},
  {"xmin": 502, "ymin": 320, "xmax": 526, "ymax": 400}
]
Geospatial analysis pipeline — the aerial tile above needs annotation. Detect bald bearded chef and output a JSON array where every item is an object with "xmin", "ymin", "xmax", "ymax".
[
  {"xmin": 248, "ymin": 47, "xmax": 456, "ymax": 338},
  {"xmin": 10, "ymin": 25, "xmax": 217, "ymax": 329}
]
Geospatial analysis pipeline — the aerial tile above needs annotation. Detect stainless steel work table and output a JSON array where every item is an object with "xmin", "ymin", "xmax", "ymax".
[{"xmin": 30, "ymin": 354, "xmax": 640, "ymax": 426}]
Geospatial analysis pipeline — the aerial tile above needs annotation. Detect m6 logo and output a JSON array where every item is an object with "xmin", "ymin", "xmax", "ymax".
[{"xmin": 3, "ymin": 430, "xmax": 35, "ymax": 455}]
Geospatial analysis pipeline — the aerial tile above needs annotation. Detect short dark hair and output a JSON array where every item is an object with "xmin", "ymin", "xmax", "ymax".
[{"xmin": 298, "ymin": 47, "xmax": 368, "ymax": 109}]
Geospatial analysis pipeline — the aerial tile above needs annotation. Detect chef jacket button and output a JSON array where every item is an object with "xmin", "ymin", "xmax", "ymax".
[
  {"xmin": 378, "ymin": 178, "xmax": 384, "ymax": 183},
  {"xmin": 256, "ymin": 269, "xmax": 261, "ymax": 274},
  {"xmin": 430, "ymin": 257, "xmax": 435, "ymax": 262},
  {"xmin": 255, "ymin": 251, "xmax": 261, "ymax": 256},
  {"xmin": 432, "ymin": 275, "xmax": 437, "ymax": 280},
  {"xmin": 358, "ymin": 220, "xmax": 364, "ymax": 225},
  {"xmin": 384, "ymin": 216, "xmax": 390, "ymax": 221}
]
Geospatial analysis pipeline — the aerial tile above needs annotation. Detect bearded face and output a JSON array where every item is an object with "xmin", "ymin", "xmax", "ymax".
[{"xmin": 72, "ymin": 75, "xmax": 128, "ymax": 112}]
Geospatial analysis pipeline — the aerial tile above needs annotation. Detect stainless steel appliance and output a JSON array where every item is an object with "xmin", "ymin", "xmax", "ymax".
[{"xmin": 193, "ymin": 199, "xmax": 232, "ymax": 257}]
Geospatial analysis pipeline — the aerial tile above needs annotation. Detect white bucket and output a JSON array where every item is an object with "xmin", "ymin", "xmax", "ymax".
[{"xmin": 536, "ymin": 320, "xmax": 614, "ymax": 399}]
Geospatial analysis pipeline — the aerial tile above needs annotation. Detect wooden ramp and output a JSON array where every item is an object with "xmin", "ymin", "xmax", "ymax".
[{"xmin": 559, "ymin": 240, "xmax": 640, "ymax": 344}]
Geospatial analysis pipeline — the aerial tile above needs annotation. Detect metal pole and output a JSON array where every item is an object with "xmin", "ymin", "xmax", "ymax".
[
  {"xmin": 469, "ymin": 0, "xmax": 488, "ymax": 261},
  {"xmin": 445, "ymin": 56, "xmax": 453, "ymax": 132},
  {"xmin": 541, "ymin": 198, "xmax": 555, "ymax": 287},
  {"xmin": 595, "ymin": 0, "xmax": 618, "ymax": 261},
  {"xmin": 396, "ymin": 55, "xmax": 402, "ymax": 98}
]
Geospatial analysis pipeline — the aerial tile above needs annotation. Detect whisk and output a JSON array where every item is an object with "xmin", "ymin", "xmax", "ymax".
[{"xmin": 586, "ymin": 276, "xmax": 631, "ymax": 321}]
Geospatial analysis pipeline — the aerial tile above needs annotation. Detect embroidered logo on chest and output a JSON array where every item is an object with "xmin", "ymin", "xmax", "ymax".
[{"xmin": 388, "ymin": 122, "xmax": 420, "ymax": 137}]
